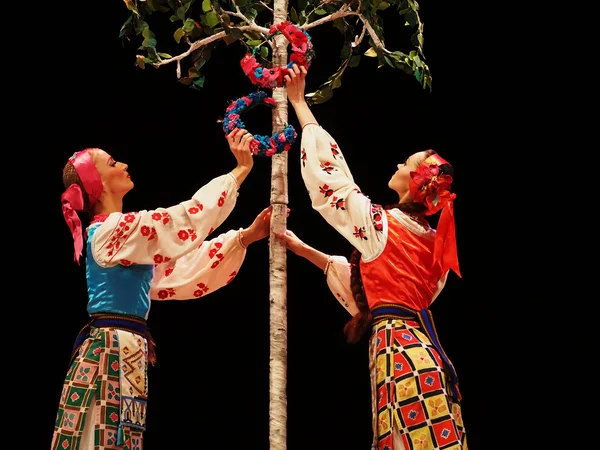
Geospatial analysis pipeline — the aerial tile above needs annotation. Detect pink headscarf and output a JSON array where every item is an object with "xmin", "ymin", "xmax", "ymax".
[{"xmin": 61, "ymin": 149, "xmax": 103, "ymax": 264}]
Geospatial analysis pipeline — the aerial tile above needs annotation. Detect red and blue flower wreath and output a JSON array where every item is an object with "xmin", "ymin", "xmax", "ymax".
[
  {"xmin": 221, "ymin": 90, "xmax": 297, "ymax": 158},
  {"xmin": 240, "ymin": 21, "xmax": 315, "ymax": 89}
]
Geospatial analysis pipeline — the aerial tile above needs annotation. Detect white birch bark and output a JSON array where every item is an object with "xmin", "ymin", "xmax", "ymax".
[{"xmin": 269, "ymin": 1, "xmax": 290, "ymax": 449}]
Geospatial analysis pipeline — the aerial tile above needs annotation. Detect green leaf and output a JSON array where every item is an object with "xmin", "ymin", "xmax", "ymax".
[
  {"xmin": 340, "ymin": 43, "xmax": 350, "ymax": 59},
  {"xmin": 158, "ymin": 52, "xmax": 173, "ymax": 59},
  {"xmin": 182, "ymin": 18, "xmax": 196, "ymax": 32},
  {"xmin": 315, "ymin": 8, "xmax": 327, "ymax": 15},
  {"xmin": 142, "ymin": 37, "xmax": 157, "ymax": 48},
  {"xmin": 204, "ymin": 11, "xmax": 219, "ymax": 28},
  {"xmin": 414, "ymin": 68, "xmax": 421, "ymax": 81},
  {"xmin": 223, "ymin": 34, "xmax": 239, "ymax": 45},
  {"xmin": 169, "ymin": 14, "xmax": 178, "ymax": 22},
  {"xmin": 176, "ymin": 6, "xmax": 186, "ymax": 20},
  {"xmin": 349, "ymin": 55, "xmax": 361, "ymax": 67},
  {"xmin": 194, "ymin": 58, "xmax": 207, "ymax": 70},
  {"xmin": 333, "ymin": 18, "xmax": 347, "ymax": 33},
  {"xmin": 202, "ymin": 0, "xmax": 212, "ymax": 12},
  {"xmin": 364, "ymin": 47, "xmax": 378, "ymax": 57},
  {"xmin": 230, "ymin": 28, "xmax": 243, "ymax": 40},
  {"xmin": 378, "ymin": 1, "xmax": 390, "ymax": 9},
  {"xmin": 142, "ymin": 27, "xmax": 155, "ymax": 39},
  {"xmin": 246, "ymin": 39, "xmax": 262, "ymax": 47},
  {"xmin": 290, "ymin": 7, "xmax": 299, "ymax": 23},
  {"xmin": 260, "ymin": 46, "xmax": 269, "ymax": 59},
  {"xmin": 193, "ymin": 76, "xmax": 206, "ymax": 88},
  {"xmin": 306, "ymin": 86, "xmax": 333, "ymax": 105},
  {"xmin": 174, "ymin": 28, "xmax": 185, "ymax": 43}
]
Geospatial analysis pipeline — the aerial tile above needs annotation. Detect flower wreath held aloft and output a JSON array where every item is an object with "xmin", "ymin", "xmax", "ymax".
[
  {"xmin": 221, "ymin": 90, "xmax": 297, "ymax": 158},
  {"xmin": 240, "ymin": 21, "xmax": 315, "ymax": 89}
]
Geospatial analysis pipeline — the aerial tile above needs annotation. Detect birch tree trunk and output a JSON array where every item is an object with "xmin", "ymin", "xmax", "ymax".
[{"xmin": 269, "ymin": 1, "xmax": 289, "ymax": 449}]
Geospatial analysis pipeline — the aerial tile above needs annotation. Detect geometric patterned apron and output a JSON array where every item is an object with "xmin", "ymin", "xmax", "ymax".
[
  {"xmin": 51, "ymin": 327, "xmax": 148, "ymax": 450},
  {"xmin": 369, "ymin": 318, "xmax": 467, "ymax": 450}
]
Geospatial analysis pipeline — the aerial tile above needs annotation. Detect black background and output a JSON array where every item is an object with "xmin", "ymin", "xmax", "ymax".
[{"xmin": 28, "ymin": 1, "xmax": 496, "ymax": 449}]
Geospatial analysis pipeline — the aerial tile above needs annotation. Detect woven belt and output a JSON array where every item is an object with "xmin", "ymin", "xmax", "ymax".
[{"xmin": 372, "ymin": 304, "xmax": 461, "ymax": 401}]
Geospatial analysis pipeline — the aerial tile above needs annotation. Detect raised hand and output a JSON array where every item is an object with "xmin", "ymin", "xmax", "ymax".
[
  {"xmin": 227, "ymin": 128, "xmax": 254, "ymax": 186},
  {"xmin": 284, "ymin": 64, "xmax": 307, "ymax": 106}
]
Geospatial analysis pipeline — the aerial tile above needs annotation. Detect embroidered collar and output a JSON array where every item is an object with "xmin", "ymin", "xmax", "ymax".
[{"xmin": 90, "ymin": 214, "xmax": 109, "ymax": 225}]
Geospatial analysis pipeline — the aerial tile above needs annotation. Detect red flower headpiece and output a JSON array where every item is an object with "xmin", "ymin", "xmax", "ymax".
[
  {"xmin": 409, "ymin": 154, "xmax": 461, "ymax": 278},
  {"xmin": 409, "ymin": 154, "xmax": 455, "ymax": 216}
]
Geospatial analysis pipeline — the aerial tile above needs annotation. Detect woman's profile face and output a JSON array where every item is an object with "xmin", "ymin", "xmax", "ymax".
[
  {"xmin": 388, "ymin": 150, "xmax": 428, "ymax": 199},
  {"xmin": 92, "ymin": 149, "xmax": 133, "ymax": 196}
]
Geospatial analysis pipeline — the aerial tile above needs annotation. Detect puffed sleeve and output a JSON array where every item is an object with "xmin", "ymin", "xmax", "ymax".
[
  {"xmin": 150, "ymin": 228, "xmax": 246, "ymax": 301},
  {"xmin": 300, "ymin": 125, "xmax": 386, "ymax": 261},
  {"xmin": 91, "ymin": 173, "xmax": 239, "ymax": 267},
  {"xmin": 325, "ymin": 255, "xmax": 359, "ymax": 316}
]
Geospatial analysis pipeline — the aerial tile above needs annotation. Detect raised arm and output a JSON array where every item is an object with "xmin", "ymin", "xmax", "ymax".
[
  {"xmin": 285, "ymin": 65, "xmax": 386, "ymax": 261},
  {"xmin": 92, "ymin": 129, "xmax": 256, "ymax": 267}
]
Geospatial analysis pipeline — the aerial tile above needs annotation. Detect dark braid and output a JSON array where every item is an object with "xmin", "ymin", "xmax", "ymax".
[
  {"xmin": 343, "ymin": 149, "xmax": 455, "ymax": 344},
  {"xmin": 343, "ymin": 202, "xmax": 423, "ymax": 344},
  {"xmin": 62, "ymin": 161, "xmax": 94, "ymax": 219},
  {"xmin": 343, "ymin": 248, "xmax": 372, "ymax": 344}
]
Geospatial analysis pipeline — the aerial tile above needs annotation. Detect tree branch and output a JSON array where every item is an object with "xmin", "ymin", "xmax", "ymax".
[
  {"xmin": 152, "ymin": 24, "xmax": 269, "ymax": 70},
  {"xmin": 300, "ymin": 5, "xmax": 389, "ymax": 54}
]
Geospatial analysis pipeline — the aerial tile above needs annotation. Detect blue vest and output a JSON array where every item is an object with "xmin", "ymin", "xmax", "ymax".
[{"xmin": 85, "ymin": 223, "xmax": 154, "ymax": 320}]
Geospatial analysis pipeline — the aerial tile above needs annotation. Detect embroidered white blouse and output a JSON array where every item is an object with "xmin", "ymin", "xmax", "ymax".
[{"xmin": 299, "ymin": 125, "xmax": 446, "ymax": 315}]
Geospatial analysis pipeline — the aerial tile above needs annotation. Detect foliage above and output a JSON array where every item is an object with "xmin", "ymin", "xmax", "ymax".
[{"xmin": 120, "ymin": 0, "xmax": 431, "ymax": 104}]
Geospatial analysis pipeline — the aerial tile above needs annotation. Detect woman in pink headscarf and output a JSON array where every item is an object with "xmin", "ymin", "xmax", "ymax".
[
  {"xmin": 279, "ymin": 65, "xmax": 468, "ymax": 450},
  {"xmin": 52, "ymin": 128, "xmax": 273, "ymax": 450}
]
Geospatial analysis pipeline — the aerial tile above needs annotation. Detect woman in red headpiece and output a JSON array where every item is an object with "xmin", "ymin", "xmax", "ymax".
[
  {"xmin": 52, "ymin": 128, "xmax": 275, "ymax": 450},
  {"xmin": 279, "ymin": 65, "xmax": 468, "ymax": 450}
]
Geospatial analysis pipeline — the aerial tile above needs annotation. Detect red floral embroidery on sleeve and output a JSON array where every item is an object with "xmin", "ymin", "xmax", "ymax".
[
  {"xmin": 157, "ymin": 288, "xmax": 176, "ymax": 299},
  {"xmin": 188, "ymin": 203, "xmax": 204, "ymax": 214},
  {"xmin": 104, "ymin": 213, "xmax": 139, "ymax": 260},
  {"xmin": 151, "ymin": 212, "xmax": 171, "ymax": 224},
  {"xmin": 336, "ymin": 292, "xmax": 350, "ymax": 309},
  {"xmin": 218, "ymin": 191, "xmax": 227, "ymax": 207},
  {"xmin": 226, "ymin": 271, "xmax": 237, "ymax": 284},
  {"xmin": 320, "ymin": 162, "xmax": 334, "ymax": 174},
  {"xmin": 140, "ymin": 226, "xmax": 157, "ymax": 240},
  {"xmin": 210, "ymin": 253, "xmax": 224, "ymax": 269},
  {"xmin": 353, "ymin": 226, "xmax": 367, "ymax": 240},
  {"xmin": 120, "ymin": 259, "xmax": 133, "ymax": 266},
  {"xmin": 301, "ymin": 148, "xmax": 307, "ymax": 167},
  {"xmin": 319, "ymin": 184, "xmax": 334, "ymax": 198},
  {"xmin": 165, "ymin": 267, "xmax": 174, "ymax": 277},
  {"xmin": 193, "ymin": 282, "xmax": 210, "ymax": 297},
  {"xmin": 330, "ymin": 196, "xmax": 345, "ymax": 210},
  {"xmin": 370, "ymin": 204, "xmax": 384, "ymax": 232},
  {"xmin": 208, "ymin": 242, "xmax": 223, "ymax": 258},
  {"xmin": 330, "ymin": 143, "xmax": 342, "ymax": 159},
  {"xmin": 177, "ymin": 229, "xmax": 198, "ymax": 242}
]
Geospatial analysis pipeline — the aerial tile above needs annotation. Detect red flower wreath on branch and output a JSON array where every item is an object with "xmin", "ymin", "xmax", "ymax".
[{"xmin": 240, "ymin": 21, "xmax": 315, "ymax": 89}]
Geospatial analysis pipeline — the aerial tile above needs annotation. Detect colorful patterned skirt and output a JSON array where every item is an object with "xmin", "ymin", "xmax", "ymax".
[
  {"xmin": 51, "ymin": 327, "xmax": 149, "ymax": 450},
  {"xmin": 369, "ymin": 318, "xmax": 467, "ymax": 450}
]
